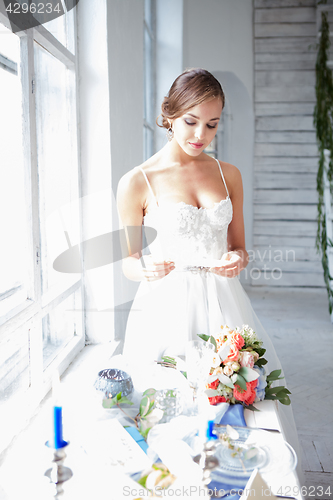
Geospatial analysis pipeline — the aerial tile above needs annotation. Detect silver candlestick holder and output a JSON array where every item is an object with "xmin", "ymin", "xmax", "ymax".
[
  {"xmin": 193, "ymin": 440, "xmax": 219, "ymax": 486},
  {"xmin": 44, "ymin": 441, "xmax": 73, "ymax": 498}
]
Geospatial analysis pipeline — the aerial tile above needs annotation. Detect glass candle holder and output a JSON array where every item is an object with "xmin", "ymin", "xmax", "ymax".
[
  {"xmin": 155, "ymin": 388, "xmax": 183, "ymax": 423},
  {"xmin": 94, "ymin": 368, "xmax": 133, "ymax": 400}
]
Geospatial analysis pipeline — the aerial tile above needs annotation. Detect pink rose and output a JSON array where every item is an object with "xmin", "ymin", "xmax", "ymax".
[{"xmin": 239, "ymin": 351, "xmax": 255, "ymax": 368}]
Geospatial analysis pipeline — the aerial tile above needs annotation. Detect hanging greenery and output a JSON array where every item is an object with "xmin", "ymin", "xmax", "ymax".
[{"xmin": 314, "ymin": 5, "xmax": 333, "ymax": 314}]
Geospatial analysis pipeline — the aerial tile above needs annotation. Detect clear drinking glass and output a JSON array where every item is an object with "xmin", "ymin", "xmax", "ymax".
[
  {"xmin": 186, "ymin": 340, "xmax": 215, "ymax": 413},
  {"xmin": 154, "ymin": 388, "xmax": 183, "ymax": 423}
]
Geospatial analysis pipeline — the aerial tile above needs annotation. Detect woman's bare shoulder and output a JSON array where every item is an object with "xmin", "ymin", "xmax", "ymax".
[
  {"xmin": 217, "ymin": 160, "xmax": 241, "ymax": 176},
  {"xmin": 117, "ymin": 164, "xmax": 146, "ymax": 197},
  {"xmin": 218, "ymin": 160, "xmax": 242, "ymax": 181},
  {"xmin": 217, "ymin": 160, "xmax": 243, "ymax": 196},
  {"xmin": 118, "ymin": 154, "xmax": 161, "ymax": 190}
]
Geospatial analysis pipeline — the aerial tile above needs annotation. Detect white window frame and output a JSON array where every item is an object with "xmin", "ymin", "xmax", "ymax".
[
  {"xmin": 143, "ymin": 0, "xmax": 156, "ymax": 159},
  {"xmin": 0, "ymin": 10, "xmax": 84, "ymax": 454}
]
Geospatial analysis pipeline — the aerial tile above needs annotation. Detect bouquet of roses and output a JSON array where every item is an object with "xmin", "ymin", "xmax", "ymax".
[{"xmin": 200, "ymin": 325, "xmax": 291, "ymax": 410}]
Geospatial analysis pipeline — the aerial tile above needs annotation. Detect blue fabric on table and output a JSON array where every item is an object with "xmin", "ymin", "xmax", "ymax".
[
  {"xmin": 207, "ymin": 404, "xmax": 248, "ymax": 499},
  {"xmin": 126, "ymin": 405, "xmax": 249, "ymax": 499},
  {"xmin": 125, "ymin": 426, "xmax": 149, "ymax": 454},
  {"xmin": 219, "ymin": 403, "xmax": 247, "ymax": 427}
]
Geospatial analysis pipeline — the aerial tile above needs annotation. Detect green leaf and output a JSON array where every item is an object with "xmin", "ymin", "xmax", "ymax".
[
  {"xmin": 265, "ymin": 387, "xmax": 282, "ymax": 396},
  {"xmin": 117, "ymin": 395, "xmax": 133, "ymax": 406},
  {"xmin": 116, "ymin": 392, "xmax": 122, "ymax": 401},
  {"xmin": 235, "ymin": 374, "xmax": 247, "ymax": 391},
  {"xmin": 139, "ymin": 427, "xmax": 151, "ymax": 439},
  {"xmin": 238, "ymin": 367, "xmax": 260, "ymax": 382},
  {"xmin": 102, "ymin": 398, "xmax": 117, "ymax": 409},
  {"xmin": 255, "ymin": 358, "xmax": 267, "ymax": 367},
  {"xmin": 161, "ymin": 356, "xmax": 176, "ymax": 365},
  {"xmin": 143, "ymin": 388, "xmax": 156, "ymax": 398},
  {"xmin": 253, "ymin": 347, "xmax": 266, "ymax": 357},
  {"xmin": 205, "ymin": 389, "xmax": 219, "ymax": 397},
  {"xmin": 139, "ymin": 395, "xmax": 150, "ymax": 417},
  {"xmin": 142, "ymin": 400, "xmax": 155, "ymax": 417},
  {"xmin": 197, "ymin": 334, "xmax": 210, "ymax": 342},
  {"xmin": 245, "ymin": 404, "xmax": 260, "ymax": 412},
  {"xmin": 217, "ymin": 373, "xmax": 234, "ymax": 389},
  {"xmin": 209, "ymin": 335, "xmax": 217, "ymax": 351},
  {"xmin": 278, "ymin": 396, "xmax": 291, "ymax": 405},
  {"xmin": 146, "ymin": 400, "xmax": 155, "ymax": 415},
  {"xmin": 266, "ymin": 369, "xmax": 283, "ymax": 381},
  {"xmin": 265, "ymin": 386, "xmax": 286, "ymax": 395},
  {"xmin": 137, "ymin": 474, "xmax": 149, "ymax": 487}
]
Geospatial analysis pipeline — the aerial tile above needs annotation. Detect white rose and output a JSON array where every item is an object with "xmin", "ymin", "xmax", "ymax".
[
  {"xmin": 223, "ymin": 365, "xmax": 234, "ymax": 377},
  {"xmin": 212, "ymin": 352, "xmax": 221, "ymax": 368}
]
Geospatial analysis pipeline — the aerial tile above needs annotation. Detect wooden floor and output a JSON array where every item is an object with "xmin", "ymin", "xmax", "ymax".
[{"xmin": 246, "ymin": 286, "xmax": 333, "ymax": 500}]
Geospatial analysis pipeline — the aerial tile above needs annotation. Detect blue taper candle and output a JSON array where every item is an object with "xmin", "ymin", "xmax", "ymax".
[{"xmin": 52, "ymin": 371, "xmax": 64, "ymax": 449}]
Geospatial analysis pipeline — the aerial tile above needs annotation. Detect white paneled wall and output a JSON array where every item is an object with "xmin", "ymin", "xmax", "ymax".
[{"xmin": 253, "ymin": 0, "xmax": 324, "ymax": 287}]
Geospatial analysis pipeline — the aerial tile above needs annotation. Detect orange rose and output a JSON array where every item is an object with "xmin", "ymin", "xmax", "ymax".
[
  {"xmin": 228, "ymin": 332, "xmax": 245, "ymax": 350},
  {"xmin": 208, "ymin": 379, "xmax": 219, "ymax": 390},
  {"xmin": 223, "ymin": 344, "xmax": 239, "ymax": 363},
  {"xmin": 209, "ymin": 395, "xmax": 227, "ymax": 406},
  {"xmin": 233, "ymin": 381, "xmax": 257, "ymax": 405}
]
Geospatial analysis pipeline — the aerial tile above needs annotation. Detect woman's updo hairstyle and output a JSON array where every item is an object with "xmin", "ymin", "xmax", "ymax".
[{"xmin": 158, "ymin": 68, "xmax": 224, "ymax": 130}]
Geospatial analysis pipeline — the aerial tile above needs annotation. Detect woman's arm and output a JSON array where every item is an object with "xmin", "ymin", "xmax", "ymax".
[
  {"xmin": 116, "ymin": 168, "xmax": 175, "ymax": 282},
  {"xmin": 210, "ymin": 163, "xmax": 249, "ymax": 278}
]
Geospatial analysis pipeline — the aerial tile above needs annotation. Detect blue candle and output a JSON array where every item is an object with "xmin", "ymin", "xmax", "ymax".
[
  {"xmin": 53, "ymin": 405, "xmax": 64, "ymax": 449},
  {"xmin": 52, "ymin": 371, "xmax": 65, "ymax": 449},
  {"xmin": 206, "ymin": 420, "xmax": 218, "ymax": 441}
]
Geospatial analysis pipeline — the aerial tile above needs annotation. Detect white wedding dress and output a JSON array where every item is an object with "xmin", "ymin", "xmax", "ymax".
[{"xmin": 122, "ymin": 158, "xmax": 301, "ymax": 477}]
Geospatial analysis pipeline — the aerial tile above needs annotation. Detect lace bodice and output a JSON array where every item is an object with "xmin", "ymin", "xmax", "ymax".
[
  {"xmin": 143, "ymin": 197, "xmax": 233, "ymax": 268},
  {"xmin": 139, "ymin": 157, "xmax": 233, "ymax": 268}
]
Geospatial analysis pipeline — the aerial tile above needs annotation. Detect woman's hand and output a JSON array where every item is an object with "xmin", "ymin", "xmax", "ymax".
[
  {"xmin": 141, "ymin": 255, "xmax": 175, "ymax": 282},
  {"xmin": 209, "ymin": 250, "xmax": 248, "ymax": 278}
]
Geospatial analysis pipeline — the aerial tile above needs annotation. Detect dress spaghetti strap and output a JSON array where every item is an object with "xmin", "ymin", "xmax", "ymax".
[
  {"xmin": 137, "ymin": 166, "xmax": 158, "ymax": 207},
  {"xmin": 214, "ymin": 157, "xmax": 229, "ymax": 198}
]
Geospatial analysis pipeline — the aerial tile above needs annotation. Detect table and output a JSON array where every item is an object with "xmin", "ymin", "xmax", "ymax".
[{"xmin": 0, "ymin": 362, "xmax": 305, "ymax": 500}]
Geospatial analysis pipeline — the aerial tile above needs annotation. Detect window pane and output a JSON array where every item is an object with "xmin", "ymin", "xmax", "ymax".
[
  {"xmin": 0, "ymin": 326, "xmax": 29, "ymax": 405},
  {"xmin": 204, "ymin": 136, "xmax": 218, "ymax": 158},
  {"xmin": 144, "ymin": 127, "xmax": 154, "ymax": 161},
  {"xmin": 144, "ymin": 29, "xmax": 154, "ymax": 125},
  {"xmin": 0, "ymin": 23, "xmax": 19, "ymax": 61},
  {"xmin": 145, "ymin": 0, "xmax": 152, "ymax": 29},
  {"xmin": 43, "ymin": 290, "xmax": 82, "ymax": 369},
  {"xmin": 40, "ymin": 6, "xmax": 75, "ymax": 54},
  {"xmin": 34, "ymin": 41, "xmax": 80, "ymax": 295},
  {"xmin": 0, "ymin": 28, "xmax": 30, "ymax": 315},
  {"xmin": 42, "ymin": 13, "xmax": 66, "ymax": 47}
]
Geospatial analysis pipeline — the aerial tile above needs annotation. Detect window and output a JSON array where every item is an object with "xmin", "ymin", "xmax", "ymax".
[
  {"xmin": 0, "ymin": 8, "xmax": 84, "ymax": 453},
  {"xmin": 143, "ymin": 0, "xmax": 156, "ymax": 160},
  {"xmin": 204, "ymin": 99, "xmax": 231, "ymax": 161}
]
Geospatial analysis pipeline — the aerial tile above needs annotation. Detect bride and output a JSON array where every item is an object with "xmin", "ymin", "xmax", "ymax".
[{"xmin": 117, "ymin": 68, "xmax": 301, "ymax": 474}]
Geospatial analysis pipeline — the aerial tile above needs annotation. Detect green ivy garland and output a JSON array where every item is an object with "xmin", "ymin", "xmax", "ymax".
[{"xmin": 314, "ymin": 5, "xmax": 333, "ymax": 314}]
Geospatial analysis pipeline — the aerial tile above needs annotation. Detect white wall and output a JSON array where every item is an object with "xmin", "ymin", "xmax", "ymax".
[
  {"xmin": 183, "ymin": 0, "xmax": 253, "ymax": 100},
  {"xmin": 182, "ymin": 0, "xmax": 254, "ymax": 278},
  {"xmin": 77, "ymin": 0, "xmax": 114, "ymax": 343},
  {"xmin": 77, "ymin": 0, "xmax": 145, "ymax": 343},
  {"xmin": 107, "ymin": 0, "xmax": 145, "ymax": 339}
]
